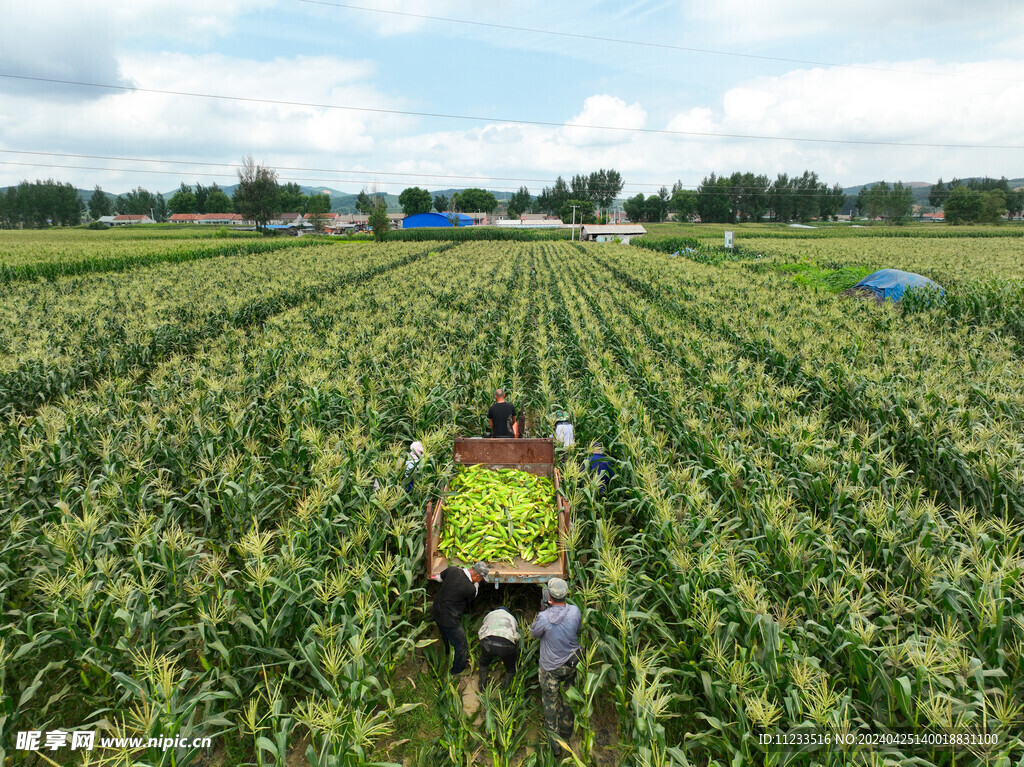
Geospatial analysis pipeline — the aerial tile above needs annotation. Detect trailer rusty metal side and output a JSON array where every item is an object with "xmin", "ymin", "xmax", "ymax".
[{"xmin": 425, "ymin": 438, "xmax": 569, "ymax": 584}]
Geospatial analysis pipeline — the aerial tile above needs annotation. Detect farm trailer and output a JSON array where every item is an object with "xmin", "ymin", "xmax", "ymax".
[{"xmin": 425, "ymin": 438, "xmax": 570, "ymax": 584}]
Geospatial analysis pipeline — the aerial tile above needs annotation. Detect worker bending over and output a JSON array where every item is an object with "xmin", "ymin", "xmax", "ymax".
[{"xmin": 478, "ymin": 606, "xmax": 521, "ymax": 689}]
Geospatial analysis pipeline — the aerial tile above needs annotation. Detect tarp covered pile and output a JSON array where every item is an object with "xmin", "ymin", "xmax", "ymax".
[{"xmin": 852, "ymin": 269, "xmax": 944, "ymax": 302}]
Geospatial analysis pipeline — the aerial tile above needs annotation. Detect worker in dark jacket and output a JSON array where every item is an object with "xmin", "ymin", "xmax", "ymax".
[
  {"xmin": 530, "ymin": 577, "xmax": 582, "ymax": 758},
  {"xmin": 430, "ymin": 561, "xmax": 489, "ymax": 675}
]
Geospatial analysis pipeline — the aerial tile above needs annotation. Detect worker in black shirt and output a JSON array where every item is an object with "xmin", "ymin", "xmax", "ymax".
[
  {"xmin": 487, "ymin": 389, "xmax": 518, "ymax": 438},
  {"xmin": 430, "ymin": 561, "xmax": 490, "ymax": 675}
]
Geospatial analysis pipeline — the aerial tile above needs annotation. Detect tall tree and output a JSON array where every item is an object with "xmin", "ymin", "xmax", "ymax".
[
  {"xmin": 204, "ymin": 183, "xmax": 232, "ymax": 214},
  {"xmin": 696, "ymin": 173, "xmax": 733, "ymax": 223},
  {"xmin": 1006, "ymin": 186, "xmax": 1024, "ymax": 219},
  {"xmin": 587, "ymin": 169, "xmax": 624, "ymax": 216},
  {"xmin": 277, "ymin": 182, "xmax": 307, "ymax": 213},
  {"xmin": 193, "ymin": 183, "xmax": 210, "ymax": 214},
  {"xmin": 168, "ymin": 183, "xmax": 198, "ymax": 214},
  {"xmin": 398, "ymin": 186, "xmax": 433, "ymax": 216},
  {"xmin": 154, "ymin": 193, "xmax": 168, "ymax": 223},
  {"xmin": 859, "ymin": 181, "xmax": 913, "ymax": 223},
  {"xmin": 506, "ymin": 186, "xmax": 532, "ymax": 219},
  {"xmin": 623, "ymin": 192, "xmax": 646, "ymax": 222},
  {"xmin": 822, "ymin": 184, "xmax": 847, "ymax": 220},
  {"xmin": 943, "ymin": 187, "xmax": 984, "ymax": 224},
  {"xmin": 885, "ymin": 182, "xmax": 914, "ymax": 223},
  {"xmin": 233, "ymin": 155, "xmax": 279, "ymax": 232},
  {"xmin": 983, "ymin": 189, "xmax": 1008, "ymax": 223},
  {"xmin": 433, "ymin": 194, "xmax": 449, "ymax": 213},
  {"xmin": 570, "ymin": 174, "xmax": 590, "ymax": 202},
  {"xmin": 644, "ymin": 194, "xmax": 667, "ymax": 223},
  {"xmin": 305, "ymin": 192, "xmax": 332, "ymax": 231},
  {"xmin": 559, "ymin": 199, "xmax": 595, "ymax": 225},
  {"xmin": 455, "ymin": 187, "xmax": 498, "ymax": 214},
  {"xmin": 537, "ymin": 176, "xmax": 569, "ymax": 216},
  {"xmin": 355, "ymin": 190, "xmax": 375, "ymax": 215},
  {"xmin": 669, "ymin": 188, "xmax": 698, "ymax": 221},
  {"xmin": 368, "ymin": 198, "xmax": 390, "ymax": 241},
  {"xmin": 117, "ymin": 187, "xmax": 158, "ymax": 217},
  {"xmin": 88, "ymin": 185, "xmax": 112, "ymax": 219}
]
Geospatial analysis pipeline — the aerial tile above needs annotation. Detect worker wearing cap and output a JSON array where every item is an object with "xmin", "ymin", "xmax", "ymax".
[
  {"xmin": 530, "ymin": 577, "xmax": 582, "ymax": 757},
  {"xmin": 588, "ymin": 444, "xmax": 613, "ymax": 494},
  {"xmin": 431, "ymin": 561, "xmax": 489, "ymax": 675},
  {"xmin": 478, "ymin": 607, "xmax": 521, "ymax": 689},
  {"xmin": 553, "ymin": 409, "xmax": 574, "ymax": 447},
  {"xmin": 404, "ymin": 440, "xmax": 424, "ymax": 491}
]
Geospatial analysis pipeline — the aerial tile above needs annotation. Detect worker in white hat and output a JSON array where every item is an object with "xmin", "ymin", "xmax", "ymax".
[{"xmin": 404, "ymin": 440, "xmax": 424, "ymax": 491}]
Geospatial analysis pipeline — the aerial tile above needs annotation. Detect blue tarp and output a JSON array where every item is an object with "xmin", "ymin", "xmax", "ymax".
[
  {"xmin": 402, "ymin": 212, "xmax": 473, "ymax": 228},
  {"xmin": 853, "ymin": 269, "xmax": 944, "ymax": 302}
]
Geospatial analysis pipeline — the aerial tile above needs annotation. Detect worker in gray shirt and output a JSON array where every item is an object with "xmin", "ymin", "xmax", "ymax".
[
  {"xmin": 529, "ymin": 578, "xmax": 582, "ymax": 758},
  {"xmin": 478, "ymin": 606, "xmax": 521, "ymax": 689}
]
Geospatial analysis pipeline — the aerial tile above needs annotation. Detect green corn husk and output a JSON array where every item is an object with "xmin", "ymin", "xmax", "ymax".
[{"xmin": 438, "ymin": 464, "xmax": 560, "ymax": 565}]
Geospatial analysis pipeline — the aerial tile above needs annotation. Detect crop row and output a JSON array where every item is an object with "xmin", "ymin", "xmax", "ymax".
[{"xmin": 1, "ymin": 239, "xmax": 1022, "ymax": 765}]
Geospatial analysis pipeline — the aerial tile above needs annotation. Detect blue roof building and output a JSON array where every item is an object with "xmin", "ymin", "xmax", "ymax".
[{"xmin": 402, "ymin": 212, "xmax": 473, "ymax": 228}]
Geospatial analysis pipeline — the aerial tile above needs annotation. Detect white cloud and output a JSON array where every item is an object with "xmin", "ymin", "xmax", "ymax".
[
  {"xmin": 0, "ymin": 50, "xmax": 414, "ymax": 192},
  {"xmin": 685, "ymin": 0, "xmax": 1024, "ymax": 45},
  {"xmin": 109, "ymin": 0, "xmax": 279, "ymax": 40},
  {"xmin": 659, "ymin": 59, "xmax": 1024, "ymax": 184},
  {"xmin": 0, "ymin": 5, "xmax": 126, "ymax": 100},
  {"xmin": 564, "ymin": 95, "xmax": 647, "ymax": 146},
  {"xmin": 345, "ymin": 0, "xmax": 520, "ymax": 36},
  {"xmin": 0, "ymin": 1, "xmax": 282, "ymax": 103}
]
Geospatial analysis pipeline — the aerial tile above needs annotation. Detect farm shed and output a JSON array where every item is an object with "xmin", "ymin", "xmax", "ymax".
[
  {"xmin": 403, "ymin": 212, "xmax": 473, "ymax": 228},
  {"xmin": 112, "ymin": 215, "xmax": 155, "ymax": 226},
  {"xmin": 580, "ymin": 224, "xmax": 647, "ymax": 244}
]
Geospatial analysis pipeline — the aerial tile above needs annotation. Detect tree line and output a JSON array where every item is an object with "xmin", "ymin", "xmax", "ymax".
[
  {"xmin": 394, "ymin": 186, "xmax": 502, "ymax": 218},
  {"xmin": 396, "ymin": 169, "xmax": 625, "ymax": 225},
  {"xmin": 395, "ymin": 169, "xmax": 848, "ymax": 225},
  {"xmin": 5, "ymin": 166, "xmax": 1020, "ymax": 230},
  {"xmin": 929, "ymin": 177, "xmax": 1023, "ymax": 224},
  {"xmin": 648, "ymin": 171, "xmax": 847, "ymax": 224},
  {"xmin": 1, "ymin": 180, "xmax": 85, "ymax": 228},
  {"xmin": 230, "ymin": 157, "xmax": 333, "ymax": 232}
]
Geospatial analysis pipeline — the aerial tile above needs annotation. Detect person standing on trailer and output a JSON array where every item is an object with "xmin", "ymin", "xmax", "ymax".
[{"xmin": 487, "ymin": 389, "xmax": 518, "ymax": 438}]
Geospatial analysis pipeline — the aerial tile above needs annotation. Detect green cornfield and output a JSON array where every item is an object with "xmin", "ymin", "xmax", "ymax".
[{"xmin": 1, "ymin": 226, "xmax": 1023, "ymax": 766}]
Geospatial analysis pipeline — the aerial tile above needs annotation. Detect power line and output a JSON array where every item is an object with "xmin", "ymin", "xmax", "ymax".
[
  {"xmin": 1, "ymin": 73, "xmax": 1020, "ymax": 150},
  {"xmin": 296, "ymin": 0, "xmax": 1024, "ymax": 85}
]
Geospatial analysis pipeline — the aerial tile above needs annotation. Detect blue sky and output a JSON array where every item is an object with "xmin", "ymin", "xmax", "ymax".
[{"xmin": 1, "ymin": 1, "xmax": 1022, "ymax": 197}]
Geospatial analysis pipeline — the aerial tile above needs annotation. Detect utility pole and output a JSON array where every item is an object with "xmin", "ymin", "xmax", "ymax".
[{"xmin": 570, "ymin": 204, "xmax": 579, "ymax": 241}]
